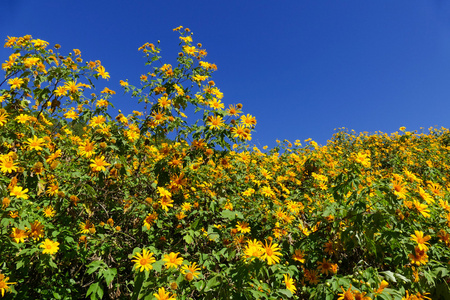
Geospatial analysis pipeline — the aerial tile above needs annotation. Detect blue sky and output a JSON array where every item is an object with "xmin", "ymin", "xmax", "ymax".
[{"xmin": 2, "ymin": 1, "xmax": 450, "ymax": 148}]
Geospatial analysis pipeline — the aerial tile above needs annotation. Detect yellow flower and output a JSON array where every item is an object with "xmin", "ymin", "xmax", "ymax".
[
  {"xmin": 10, "ymin": 227, "xmax": 28, "ymax": 243},
  {"xmin": 0, "ymin": 273, "xmax": 16, "ymax": 297},
  {"xmin": 131, "ymin": 249, "xmax": 156, "ymax": 272},
  {"xmin": 163, "ymin": 252, "xmax": 183, "ymax": 269},
  {"xmin": 64, "ymin": 109, "xmax": 79, "ymax": 120},
  {"xmin": 409, "ymin": 246, "xmax": 428, "ymax": 266},
  {"xmin": 337, "ymin": 285, "xmax": 355, "ymax": 300},
  {"xmin": 261, "ymin": 239, "xmax": 282, "ymax": 265},
  {"xmin": 292, "ymin": 249, "xmax": 306, "ymax": 263},
  {"xmin": 284, "ymin": 274, "xmax": 297, "ymax": 294},
  {"xmin": 80, "ymin": 220, "xmax": 96, "ymax": 234},
  {"xmin": 236, "ymin": 221, "xmax": 251, "ymax": 234},
  {"xmin": 206, "ymin": 115, "xmax": 224, "ymax": 130},
  {"xmin": 29, "ymin": 220, "xmax": 44, "ymax": 240},
  {"xmin": 40, "ymin": 239, "xmax": 60, "ymax": 255},
  {"xmin": 10, "ymin": 186, "xmax": 29, "ymax": 200},
  {"xmin": 240, "ymin": 114, "xmax": 257, "ymax": 128},
  {"xmin": 90, "ymin": 156, "xmax": 110, "ymax": 172},
  {"xmin": 243, "ymin": 239, "xmax": 263, "ymax": 260},
  {"xmin": 0, "ymin": 157, "xmax": 18, "ymax": 173},
  {"xmin": 96, "ymin": 65, "xmax": 110, "ymax": 80},
  {"xmin": 410, "ymin": 231, "xmax": 431, "ymax": 251},
  {"xmin": 7, "ymin": 77, "xmax": 24, "ymax": 90},
  {"xmin": 79, "ymin": 140, "xmax": 96, "ymax": 158},
  {"xmin": 413, "ymin": 200, "xmax": 430, "ymax": 218},
  {"xmin": 0, "ymin": 112, "xmax": 8, "ymax": 126},
  {"xmin": 153, "ymin": 287, "xmax": 176, "ymax": 300},
  {"xmin": 26, "ymin": 135, "xmax": 46, "ymax": 151},
  {"xmin": 43, "ymin": 205, "xmax": 56, "ymax": 218},
  {"xmin": 181, "ymin": 262, "xmax": 201, "ymax": 280}
]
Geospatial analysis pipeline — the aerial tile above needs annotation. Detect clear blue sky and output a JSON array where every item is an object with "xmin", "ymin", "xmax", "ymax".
[{"xmin": 2, "ymin": 1, "xmax": 450, "ymax": 148}]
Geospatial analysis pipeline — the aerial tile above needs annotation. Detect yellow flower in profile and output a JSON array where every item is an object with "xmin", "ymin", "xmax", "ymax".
[
  {"xmin": 284, "ymin": 274, "xmax": 297, "ymax": 294},
  {"xmin": 410, "ymin": 231, "xmax": 431, "ymax": 251},
  {"xmin": 292, "ymin": 249, "xmax": 306, "ymax": 263},
  {"xmin": 131, "ymin": 249, "xmax": 156, "ymax": 272},
  {"xmin": 413, "ymin": 200, "xmax": 430, "ymax": 218},
  {"xmin": 40, "ymin": 239, "xmax": 60, "ymax": 255},
  {"xmin": 153, "ymin": 287, "xmax": 176, "ymax": 300},
  {"xmin": 163, "ymin": 252, "xmax": 183, "ymax": 269},
  {"xmin": 96, "ymin": 65, "xmax": 110, "ymax": 80},
  {"xmin": 0, "ymin": 273, "xmax": 16, "ymax": 297},
  {"xmin": 90, "ymin": 156, "xmax": 110, "ymax": 172},
  {"xmin": 29, "ymin": 220, "xmax": 45, "ymax": 240},
  {"xmin": 10, "ymin": 186, "xmax": 29, "ymax": 200},
  {"xmin": 10, "ymin": 227, "xmax": 28, "ymax": 243},
  {"xmin": 392, "ymin": 179, "xmax": 407, "ymax": 199},
  {"xmin": 261, "ymin": 239, "xmax": 282, "ymax": 265}
]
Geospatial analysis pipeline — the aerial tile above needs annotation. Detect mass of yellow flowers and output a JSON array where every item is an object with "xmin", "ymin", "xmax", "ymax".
[{"xmin": 0, "ymin": 30, "xmax": 449, "ymax": 299}]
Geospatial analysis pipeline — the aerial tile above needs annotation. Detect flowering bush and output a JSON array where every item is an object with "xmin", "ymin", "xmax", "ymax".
[{"xmin": 0, "ymin": 27, "xmax": 449, "ymax": 299}]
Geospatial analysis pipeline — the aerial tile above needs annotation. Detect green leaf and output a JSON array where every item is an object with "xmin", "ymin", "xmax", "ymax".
[
  {"xmin": 183, "ymin": 234, "xmax": 193, "ymax": 244},
  {"xmin": 102, "ymin": 267, "xmax": 117, "ymax": 286},
  {"xmin": 205, "ymin": 275, "xmax": 221, "ymax": 291},
  {"xmin": 131, "ymin": 271, "xmax": 145, "ymax": 300}
]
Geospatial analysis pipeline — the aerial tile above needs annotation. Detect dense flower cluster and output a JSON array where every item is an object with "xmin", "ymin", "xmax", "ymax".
[{"xmin": 0, "ymin": 30, "xmax": 449, "ymax": 299}]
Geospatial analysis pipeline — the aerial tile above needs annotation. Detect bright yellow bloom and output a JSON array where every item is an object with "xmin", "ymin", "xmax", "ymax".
[
  {"xmin": 8, "ymin": 77, "xmax": 24, "ymax": 90},
  {"xmin": 413, "ymin": 200, "xmax": 430, "ymax": 218},
  {"xmin": 0, "ymin": 112, "xmax": 8, "ymax": 126},
  {"xmin": 236, "ymin": 221, "xmax": 251, "ymax": 234},
  {"xmin": 90, "ymin": 156, "xmax": 110, "ymax": 172},
  {"xmin": 240, "ymin": 114, "xmax": 257, "ymax": 128},
  {"xmin": 64, "ymin": 109, "xmax": 79, "ymax": 120},
  {"xmin": 163, "ymin": 252, "xmax": 183, "ymax": 269},
  {"xmin": 79, "ymin": 140, "xmax": 96, "ymax": 158},
  {"xmin": 0, "ymin": 157, "xmax": 18, "ymax": 173},
  {"xmin": 261, "ymin": 239, "xmax": 282, "ymax": 265},
  {"xmin": 96, "ymin": 65, "xmax": 110, "ymax": 80},
  {"xmin": 284, "ymin": 274, "xmax": 297, "ymax": 294},
  {"xmin": 410, "ymin": 231, "xmax": 431, "ymax": 251},
  {"xmin": 409, "ymin": 246, "xmax": 428, "ymax": 265},
  {"xmin": 80, "ymin": 220, "xmax": 96, "ymax": 234},
  {"xmin": 181, "ymin": 262, "xmax": 201, "ymax": 280},
  {"xmin": 131, "ymin": 249, "xmax": 156, "ymax": 272},
  {"xmin": 10, "ymin": 186, "xmax": 29, "ymax": 200},
  {"xmin": 243, "ymin": 239, "xmax": 263, "ymax": 260},
  {"xmin": 26, "ymin": 135, "xmax": 46, "ymax": 151},
  {"xmin": 43, "ymin": 205, "xmax": 56, "ymax": 218},
  {"xmin": 153, "ymin": 287, "xmax": 176, "ymax": 300},
  {"xmin": 338, "ymin": 285, "xmax": 356, "ymax": 300},
  {"xmin": 40, "ymin": 239, "xmax": 60, "ymax": 255},
  {"xmin": 206, "ymin": 115, "xmax": 224, "ymax": 130},
  {"xmin": 10, "ymin": 227, "xmax": 28, "ymax": 243},
  {"xmin": 0, "ymin": 273, "xmax": 16, "ymax": 297}
]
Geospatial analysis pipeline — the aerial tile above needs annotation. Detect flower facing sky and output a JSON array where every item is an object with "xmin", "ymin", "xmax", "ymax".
[
  {"xmin": 40, "ymin": 239, "xmax": 60, "ymax": 255},
  {"xmin": 163, "ymin": 252, "xmax": 183, "ymax": 269},
  {"xmin": 131, "ymin": 249, "xmax": 156, "ymax": 272}
]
